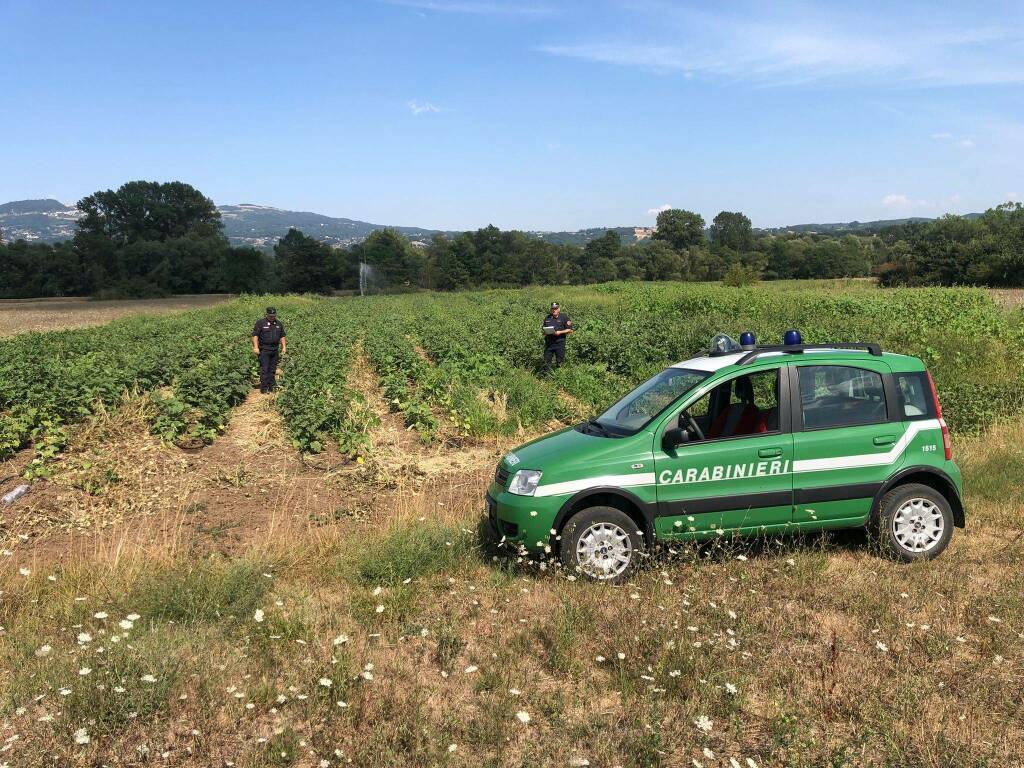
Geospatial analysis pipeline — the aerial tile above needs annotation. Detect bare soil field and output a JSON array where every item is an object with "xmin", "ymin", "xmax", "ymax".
[{"xmin": 0, "ymin": 295, "xmax": 233, "ymax": 337}]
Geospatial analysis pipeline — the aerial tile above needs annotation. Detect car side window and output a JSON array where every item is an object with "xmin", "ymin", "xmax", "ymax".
[
  {"xmin": 895, "ymin": 372, "xmax": 935, "ymax": 420},
  {"xmin": 799, "ymin": 365, "xmax": 887, "ymax": 429},
  {"xmin": 681, "ymin": 368, "xmax": 781, "ymax": 440}
]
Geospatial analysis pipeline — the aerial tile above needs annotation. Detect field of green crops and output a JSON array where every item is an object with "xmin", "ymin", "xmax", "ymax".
[
  {"xmin": 2, "ymin": 282, "xmax": 1023, "ymax": 471},
  {"xmin": 3, "ymin": 281, "xmax": 1024, "ymax": 767}
]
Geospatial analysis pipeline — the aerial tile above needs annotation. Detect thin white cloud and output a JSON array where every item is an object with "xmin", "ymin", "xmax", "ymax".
[
  {"xmin": 383, "ymin": 0, "xmax": 554, "ymax": 16},
  {"xmin": 931, "ymin": 131, "xmax": 976, "ymax": 148},
  {"xmin": 880, "ymin": 194, "xmax": 930, "ymax": 211},
  {"xmin": 407, "ymin": 99, "xmax": 442, "ymax": 116},
  {"xmin": 880, "ymin": 193, "xmax": 966, "ymax": 214},
  {"xmin": 646, "ymin": 204, "xmax": 672, "ymax": 216},
  {"xmin": 539, "ymin": 5, "xmax": 1024, "ymax": 87}
]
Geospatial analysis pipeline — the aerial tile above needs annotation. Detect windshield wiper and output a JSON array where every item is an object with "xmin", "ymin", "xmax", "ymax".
[{"xmin": 587, "ymin": 418, "xmax": 612, "ymax": 437}]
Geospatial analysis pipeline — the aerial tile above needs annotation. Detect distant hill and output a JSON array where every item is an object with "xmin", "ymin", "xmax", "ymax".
[
  {"xmin": 528, "ymin": 227, "xmax": 641, "ymax": 246},
  {"xmin": 0, "ymin": 199, "xmax": 81, "ymax": 243},
  {"xmin": 0, "ymin": 198, "xmax": 646, "ymax": 249},
  {"xmin": 217, "ymin": 204, "xmax": 456, "ymax": 249},
  {"xmin": 0, "ymin": 198, "xmax": 985, "ymax": 248},
  {"xmin": 760, "ymin": 214, "xmax": 981, "ymax": 236}
]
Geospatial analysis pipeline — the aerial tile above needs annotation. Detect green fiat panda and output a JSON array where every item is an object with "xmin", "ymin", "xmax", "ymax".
[{"xmin": 486, "ymin": 333, "xmax": 964, "ymax": 582}]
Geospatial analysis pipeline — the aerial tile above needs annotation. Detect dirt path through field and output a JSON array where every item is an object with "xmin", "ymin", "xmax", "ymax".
[{"xmin": 2, "ymin": 365, "xmax": 514, "ymax": 572}]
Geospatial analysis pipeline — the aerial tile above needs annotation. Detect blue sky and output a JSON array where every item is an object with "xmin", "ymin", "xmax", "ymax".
[{"xmin": 2, "ymin": 0, "xmax": 1022, "ymax": 230}]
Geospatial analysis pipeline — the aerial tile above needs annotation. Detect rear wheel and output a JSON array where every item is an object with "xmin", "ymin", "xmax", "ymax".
[
  {"xmin": 560, "ymin": 506, "xmax": 645, "ymax": 583},
  {"xmin": 876, "ymin": 483, "xmax": 953, "ymax": 562}
]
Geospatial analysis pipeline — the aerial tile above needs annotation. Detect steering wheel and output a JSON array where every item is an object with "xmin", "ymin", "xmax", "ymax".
[{"xmin": 680, "ymin": 410, "xmax": 705, "ymax": 441}]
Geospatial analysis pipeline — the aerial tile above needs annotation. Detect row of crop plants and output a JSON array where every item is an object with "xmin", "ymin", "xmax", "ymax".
[
  {"xmin": 391, "ymin": 281, "xmax": 1024, "ymax": 433},
  {"xmin": 399, "ymin": 302, "xmax": 583, "ymax": 431},
  {"xmin": 274, "ymin": 299, "xmax": 377, "ymax": 458},
  {"xmin": 0, "ymin": 298, "xmax": 282, "ymax": 464}
]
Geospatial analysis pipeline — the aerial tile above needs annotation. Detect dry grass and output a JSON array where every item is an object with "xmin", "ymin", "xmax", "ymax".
[
  {"xmin": 0, "ymin": 295, "xmax": 233, "ymax": 337},
  {"xmin": 988, "ymin": 289, "xmax": 1024, "ymax": 310},
  {"xmin": 1, "ymin": 413, "xmax": 1022, "ymax": 766}
]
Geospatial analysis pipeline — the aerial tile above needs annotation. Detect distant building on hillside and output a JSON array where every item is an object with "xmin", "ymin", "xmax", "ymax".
[{"xmin": 634, "ymin": 227, "xmax": 656, "ymax": 241}]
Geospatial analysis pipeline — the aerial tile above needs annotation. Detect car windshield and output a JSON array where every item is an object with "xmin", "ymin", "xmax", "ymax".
[{"xmin": 594, "ymin": 367, "xmax": 710, "ymax": 436}]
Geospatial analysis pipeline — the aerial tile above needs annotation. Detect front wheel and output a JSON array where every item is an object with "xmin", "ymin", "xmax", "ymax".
[
  {"xmin": 876, "ymin": 483, "xmax": 954, "ymax": 562},
  {"xmin": 560, "ymin": 506, "xmax": 646, "ymax": 583}
]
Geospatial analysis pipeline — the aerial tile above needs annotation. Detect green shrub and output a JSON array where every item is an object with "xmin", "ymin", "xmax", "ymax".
[
  {"xmin": 349, "ymin": 524, "xmax": 477, "ymax": 586},
  {"xmin": 126, "ymin": 559, "xmax": 271, "ymax": 625}
]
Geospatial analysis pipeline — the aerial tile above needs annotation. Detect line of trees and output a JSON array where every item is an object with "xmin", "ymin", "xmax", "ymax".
[
  {"xmin": 876, "ymin": 203, "xmax": 1024, "ymax": 287},
  {"xmin": 2, "ymin": 180, "xmax": 1021, "ymax": 299},
  {"xmin": 0, "ymin": 181, "xmax": 273, "ymax": 299}
]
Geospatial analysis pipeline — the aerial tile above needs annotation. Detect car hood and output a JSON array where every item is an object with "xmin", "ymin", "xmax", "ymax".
[{"xmin": 500, "ymin": 424, "xmax": 654, "ymax": 490}]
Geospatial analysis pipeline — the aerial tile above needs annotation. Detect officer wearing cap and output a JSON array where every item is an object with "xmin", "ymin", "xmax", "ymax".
[
  {"xmin": 541, "ymin": 302, "xmax": 573, "ymax": 374},
  {"xmin": 252, "ymin": 307, "xmax": 287, "ymax": 393}
]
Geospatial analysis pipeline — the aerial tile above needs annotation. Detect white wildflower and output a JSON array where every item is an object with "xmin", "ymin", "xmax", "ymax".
[
  {"xmin": 516, "ymin": 710, "xmax": 531, "ymax": 724},
  {"xmin": 253, "ymin": 609, "xmax": 265, "ymax": 623},
  {"xmin": 693, "ymin": 715, "xmax": 713, "ymax": 733},
  {"xmin": 319, "ymin": 678, "xmax": 332, "ymax": 687},
  {"xmin": 73, "ymin": 727, "xmax": 90, "ymax": 745}
]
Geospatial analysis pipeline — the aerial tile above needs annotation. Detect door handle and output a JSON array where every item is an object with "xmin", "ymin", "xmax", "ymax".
[
  {"xmin": 758, "ymin": 447, "xmax": 783, "ymax": 458},
  {"xmin": 873, "ymin": 435, "xmax": 898, "ymax": 446}
]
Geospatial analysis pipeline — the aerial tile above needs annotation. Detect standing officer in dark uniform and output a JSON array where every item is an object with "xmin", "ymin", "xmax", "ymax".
[
  {"xmin": 252, "ymin": 307, "xmax": 287, "ymax": 393},
  {"xmin": 541, "ymin": 302, "xmax": 573, "ymax": 374}
]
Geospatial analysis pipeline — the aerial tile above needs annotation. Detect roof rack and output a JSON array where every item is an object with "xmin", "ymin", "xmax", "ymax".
[{"xmin": 736, "ymin": 342, "xmax": 882, "ymax": 365}]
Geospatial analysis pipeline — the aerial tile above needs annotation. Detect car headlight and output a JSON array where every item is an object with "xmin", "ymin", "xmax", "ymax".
[{"xmin": 508, "ymin": 469, "xmax": 543, "ymax": 496}]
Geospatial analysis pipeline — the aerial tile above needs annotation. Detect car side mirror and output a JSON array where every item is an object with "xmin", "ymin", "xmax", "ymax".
[{"xmin": 662, "ymin": 427, "xmax": 689, "ymax": 451}]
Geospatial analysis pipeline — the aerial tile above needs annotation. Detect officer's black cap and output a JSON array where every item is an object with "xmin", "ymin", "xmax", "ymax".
[
  {"xmin": 551, "ymin": 302, "xmax": 559, "ymax": 309},
  {"xmin": 266, "ymin": 307, "xmax": 277, "ymax": 315}
]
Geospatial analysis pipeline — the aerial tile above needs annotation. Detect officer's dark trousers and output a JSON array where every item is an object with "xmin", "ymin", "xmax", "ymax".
[
  {"xmin": 259, "ymin": 347, "xmax": 279, "ymax": 391},
  {"xmin": 543, "ymin": 344, "xmax": 565, "ymax": 374}
]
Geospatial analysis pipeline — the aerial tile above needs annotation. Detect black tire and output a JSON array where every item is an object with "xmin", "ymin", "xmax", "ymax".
[
  {"xmin": 559, "ymin": 506, "xmax": 646, "ymax": 583},
  {"xmin": 875, "ymin": 483, "xmax": 954, "ymax": 562}
]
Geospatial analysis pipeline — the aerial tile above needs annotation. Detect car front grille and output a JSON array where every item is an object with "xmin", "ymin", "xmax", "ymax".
[{"xmin": 494, "ymin": 466, "xmax": 510, "ymax": 487}]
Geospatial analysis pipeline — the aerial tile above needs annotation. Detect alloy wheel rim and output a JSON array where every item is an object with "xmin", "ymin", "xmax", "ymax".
[
  {"xmin": 892, "ymin": 497, "xmax": 944, "ymax": 553},
  {"xmin": 576, "ymin": 522, "xmax": 632, "ymax": 579}
]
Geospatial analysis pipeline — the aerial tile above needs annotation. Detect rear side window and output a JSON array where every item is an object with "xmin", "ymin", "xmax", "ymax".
[
  {"xmin": 799, "ymin": 365, "xmax": 888, "ymax": 429},
  {"xmin": 895, "ymin": 372, "xmax": 936, "ymax": 420}
]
